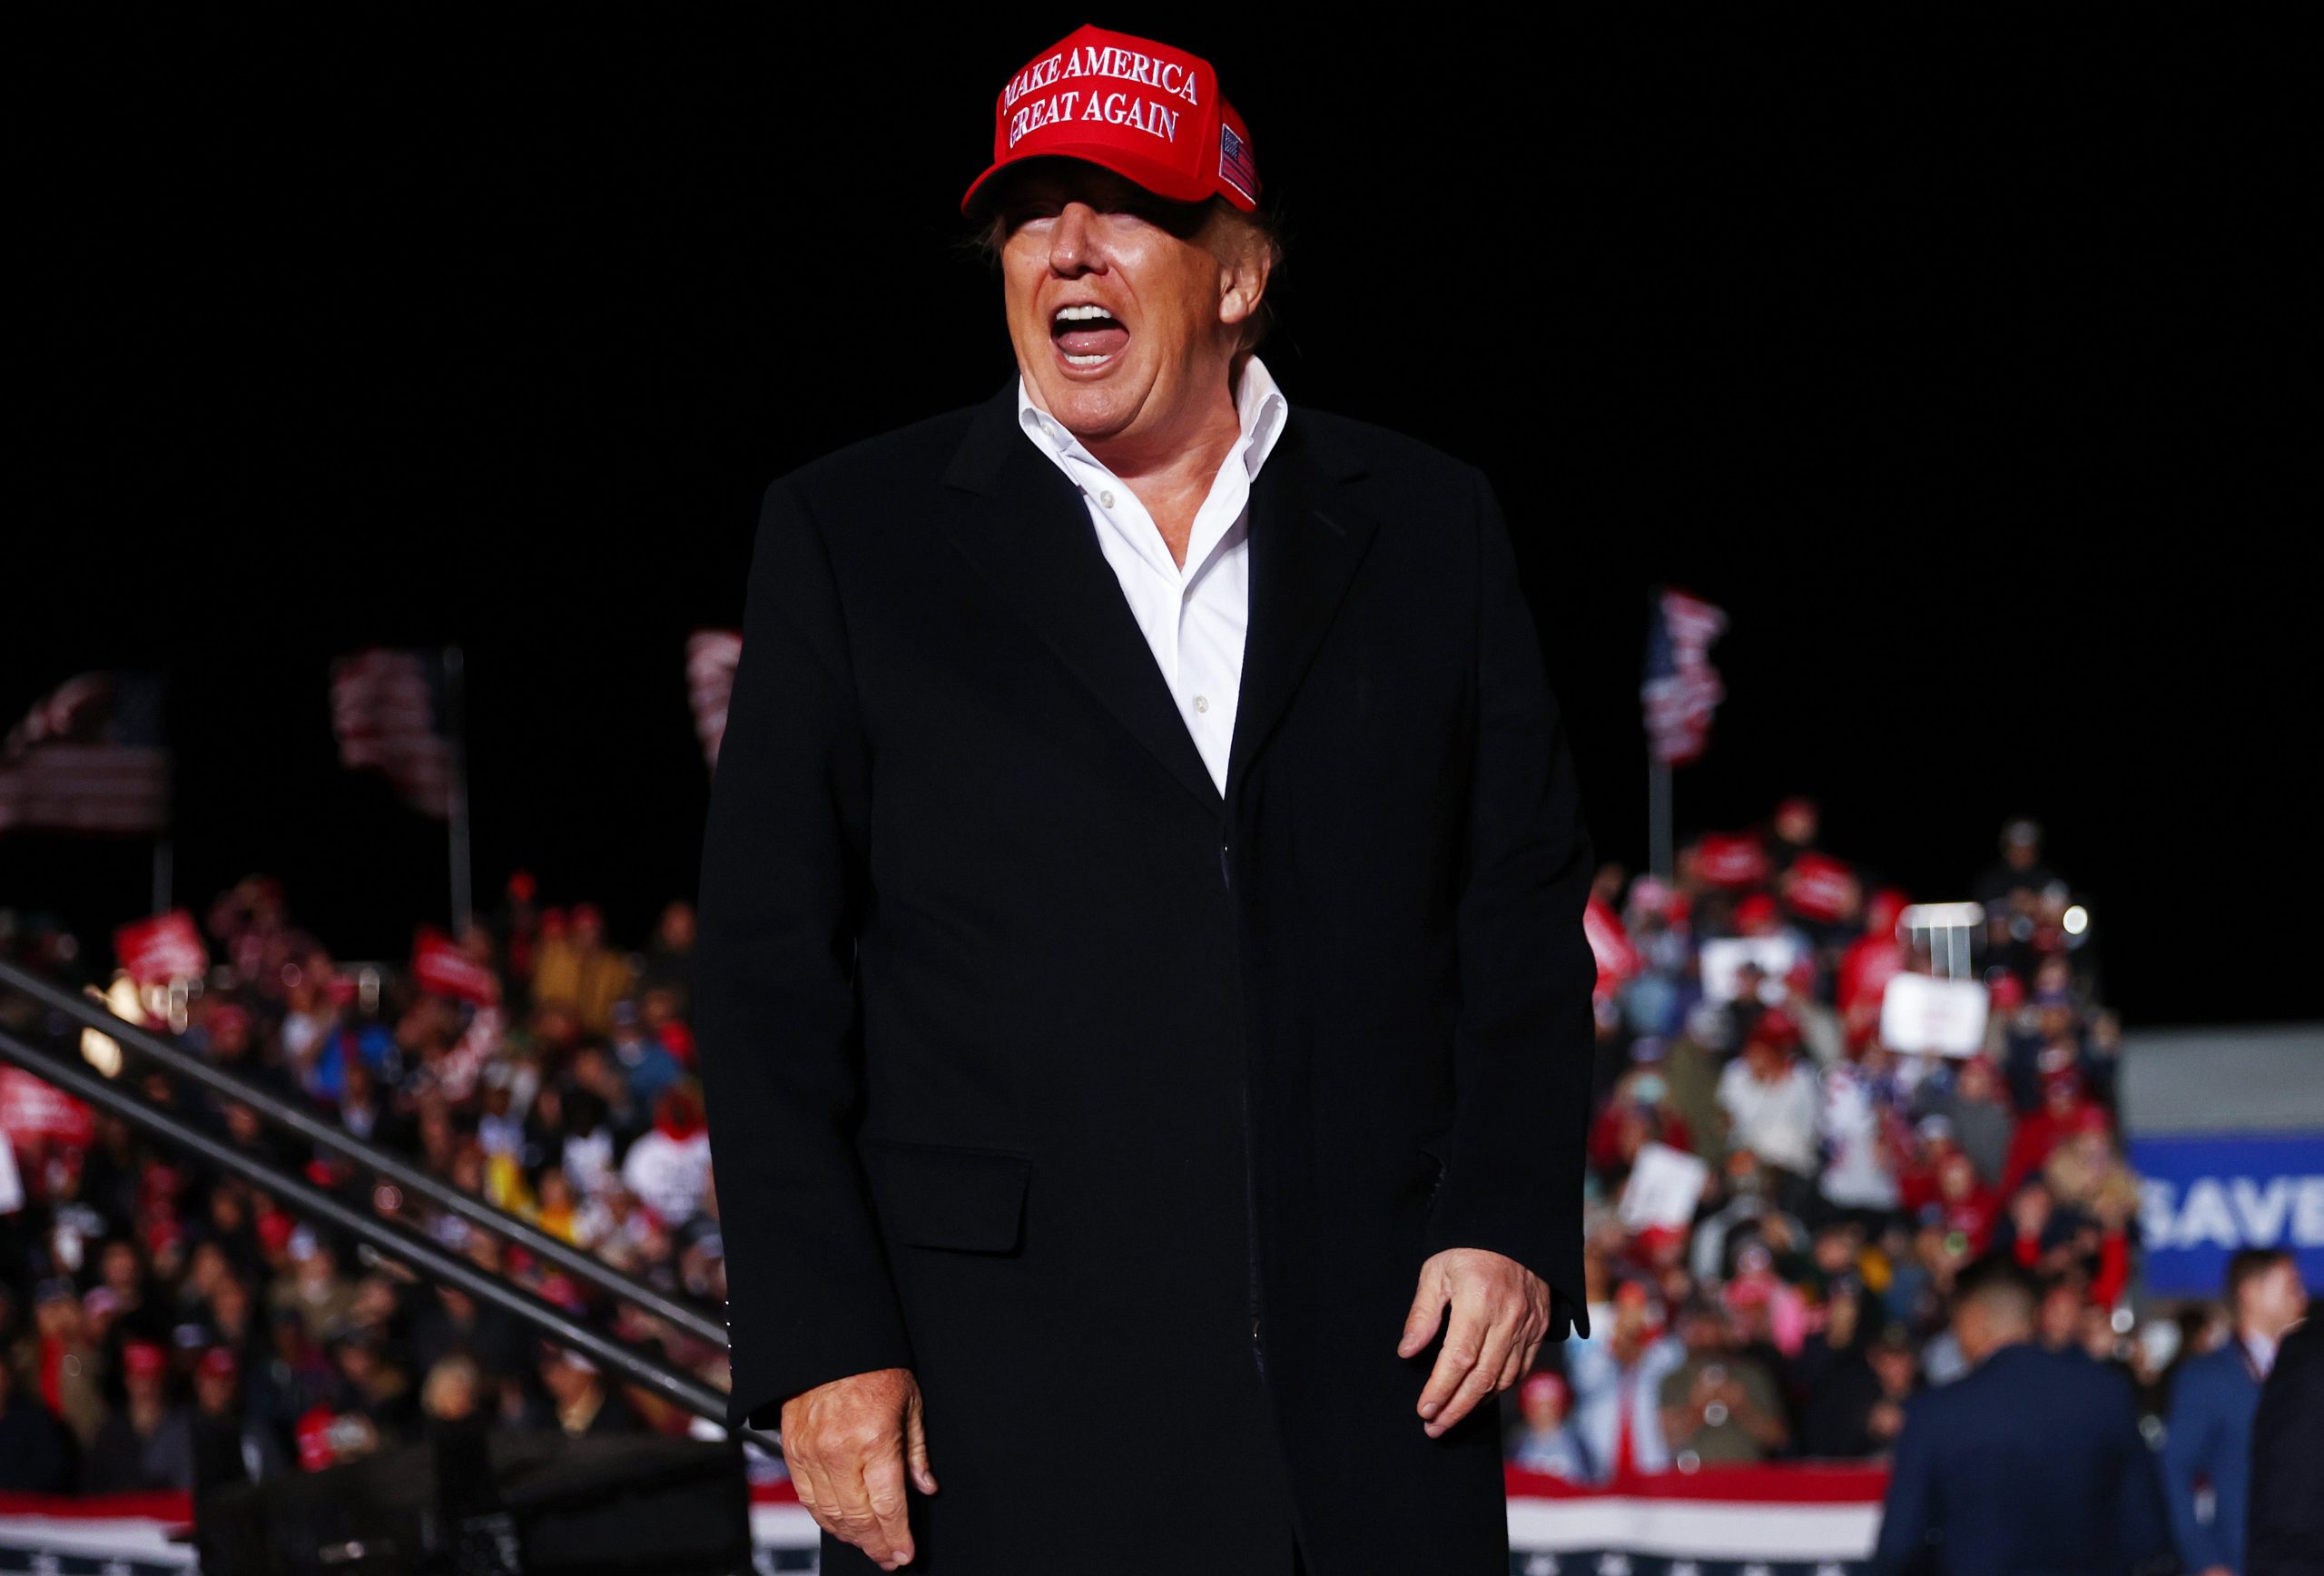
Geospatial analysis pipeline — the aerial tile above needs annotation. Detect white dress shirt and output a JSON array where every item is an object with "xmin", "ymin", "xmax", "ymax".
[{"xmin": 1016, "ymin": 355, "xmax": 1290, "ymax": 797}]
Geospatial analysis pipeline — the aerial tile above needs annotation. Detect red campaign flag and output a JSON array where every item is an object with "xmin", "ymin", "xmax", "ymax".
[
  {"xmin": 1694, "ymin": 832, "xmax": 1772, "ymax": 890},
  {"xmin": 686, "ymin": 629, "xmax": 743, "ymax": 769},
  {"xmin": 1641, "ymin": 589, "xmax": 1729, "ymax": 767},
  {"xmin": 113, "ymin": 910, "xmax": 209, "ymax": 985},
  {"xmin": 411, "ymin": 924, "xmax": 499, "ymax": 1007},
  {"xmin": 1838, "ymin": 932, "xmax": 1906, "ymax": 1014},
  {"xmin": 1783, "ymin": 851, "xmax": 1862, "ymax": 924},
  {"xmin": 1583, "ymin": 894, "xmax": 1641, "ymax": 1004},
  {"xmin": 0, "ymin": 1066, "xmax": 95, "ymax": 1148}
]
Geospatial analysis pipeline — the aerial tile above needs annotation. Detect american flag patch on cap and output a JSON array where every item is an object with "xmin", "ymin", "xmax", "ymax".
[{"xmin": 1218, "ymin": 122, "xmax": 1257, "ymax": 202}]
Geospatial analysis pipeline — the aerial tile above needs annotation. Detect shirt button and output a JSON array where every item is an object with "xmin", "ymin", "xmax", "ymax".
[
  {"xmin": 1098, "ymin": 489, "xmax": 1115, "ymax": 508},
  {"xmin": 1194, "ymin": 694, "xmax": 1209, "ymax": 713}
]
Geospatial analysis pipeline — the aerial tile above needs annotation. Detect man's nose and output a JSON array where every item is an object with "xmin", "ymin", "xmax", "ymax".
[{"xmin": 1048, "ymin": 202, "xmax": 1106, "ymax": 276}]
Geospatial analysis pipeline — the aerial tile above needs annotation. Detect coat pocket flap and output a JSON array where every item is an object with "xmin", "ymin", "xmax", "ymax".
[{"xmin": 862, "ymin": 1138, "xmax": 1031, "ymax": 1254}]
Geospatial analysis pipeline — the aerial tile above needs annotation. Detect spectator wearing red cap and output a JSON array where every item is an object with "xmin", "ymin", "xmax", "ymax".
[
  {"xmin": 1509, "ymin": 1369, "xmax": 1590, "ymax": 1480},
  {"xmin": 186, "ymin": 1343, "xmax": 287, "ymax": 1490},
  {"xmin": 692, "ymin": 19, "xmax": 1606, "ymax": 1572},
  {"xmin": 619, "ymin": 1082, "xmax": 712, "ymax": 1228},
  {"xmin": 1998, "ymin": 1066, "xmax": 2104, "ymax": 1200},
  {"xmin": 1587, "ymin": 1059, "xmax": 1695, "ymax": 1180},
  {"xmin": 84, "ymin": 1339, "xmax": 194, "ymax": 1492},
  {"xmin": 1717, "ymin": 1010, "xmax": 1821, "ymax": 1216},
  {"xmin": 1837, "ymin": 889, "xmax": 1910, "ymax": 1049},
  {"xmin": 1564, "ymin": 1286, "xmax": 1685, "ymax": 1482}
]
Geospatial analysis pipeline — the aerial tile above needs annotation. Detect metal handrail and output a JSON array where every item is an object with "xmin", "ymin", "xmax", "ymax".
[
  {"xmin": 0, "ymin": 1024, "xmax": 769, "ymax": 1450},
  {"xmin": 0, "ymin": 958, "xmax": 726, "ymax": 1348}
]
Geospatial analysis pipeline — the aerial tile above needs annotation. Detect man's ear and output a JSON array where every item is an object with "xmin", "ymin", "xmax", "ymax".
[{"xmin": 1216, "ymin": 223, "xmax": 1273, "ymax": 332}]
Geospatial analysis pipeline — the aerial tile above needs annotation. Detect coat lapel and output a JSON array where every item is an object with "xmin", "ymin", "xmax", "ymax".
[
  {"xmin": 940, "ymin": 381, "xmax": 1226, "ymax": 822},
  {"xmin": 1225, "ymin": 417, "xmax": 1379, "ymax": 806},
  {"xmin": 938, "ymin": 378, "xmax": 1380, "ymax": 825}
]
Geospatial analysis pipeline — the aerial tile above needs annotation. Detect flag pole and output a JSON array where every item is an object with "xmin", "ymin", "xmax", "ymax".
[
  {"xmin": 1645, "ymin": 586, "xmax": 1673, "ymax": 881},
  {"xmin": 153, "ymin": 719, "xmax": 174, "ymax": 914},
  {"xmin": 443, "ymin": 644, "xmax": 474, "ymax": 934},
  {"xmin": 1649, "ymin": 756, "xmax": 1672, "ymax": 882}
]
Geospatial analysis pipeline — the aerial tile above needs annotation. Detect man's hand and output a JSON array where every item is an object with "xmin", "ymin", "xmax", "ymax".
[
  {"xmin": 778, "ymin": 1366, "xmax": 938, "ymax": 1571},
  {"xmin": 1396, "ymin": 1247, "xmax": 1551, "ymax": 1438}
]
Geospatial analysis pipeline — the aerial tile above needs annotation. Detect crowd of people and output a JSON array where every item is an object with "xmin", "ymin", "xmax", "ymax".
[
  {"xmin": 1, "ymin": 876, "xmax": 719, "ymax": 1495},
  {"xmin": 1502, "ymin": 797, "xmax": 2306, "ymax": 1533},
  {"xmin": 0, "ymin": 801, "xmax": 2293, "ymax": 1561}
]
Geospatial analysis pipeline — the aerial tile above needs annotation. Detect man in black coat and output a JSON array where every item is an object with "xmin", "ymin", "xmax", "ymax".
[
  {"xmin": 1872, "ymin": 1256, "xmax": 2174, "ymax": 1575},
  {"xmin": 693, "ymin": 23, "xmax": 1597, "ymax": 1575},
  {"xmin": 2247, "ymin": 1310, "xmax": 2323, "ymax": 1576}
]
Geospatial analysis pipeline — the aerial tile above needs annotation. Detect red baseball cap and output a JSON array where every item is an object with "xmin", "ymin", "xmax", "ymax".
[
  {"xmin": 962, "ymin": 24, "xmax": 1260, "ymax": 220},
  {"xmin": 1519, "ymin": 1370, "xmax": 1571, "ymax": 1410}
]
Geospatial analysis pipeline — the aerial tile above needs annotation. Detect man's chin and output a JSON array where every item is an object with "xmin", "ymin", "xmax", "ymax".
[{"xmin": 1030, "ymin": 379, "xmax": 1141, "ymax": 447}]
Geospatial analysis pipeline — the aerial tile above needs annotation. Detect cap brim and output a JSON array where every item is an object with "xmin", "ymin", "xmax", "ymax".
[{"xmin": 960, "ymin": 143, "xmax": 1220, "ymax": 222}]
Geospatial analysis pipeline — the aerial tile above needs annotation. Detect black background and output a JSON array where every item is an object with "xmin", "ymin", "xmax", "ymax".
[{"xmin": 6, "ymin": 16, "xmax": 2302, "ymax": 1026}]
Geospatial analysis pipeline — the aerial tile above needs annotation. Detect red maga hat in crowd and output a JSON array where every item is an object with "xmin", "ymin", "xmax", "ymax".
[{"xmin": 962, "ymin": 24, "xmax": 1260, "ymax": 219}]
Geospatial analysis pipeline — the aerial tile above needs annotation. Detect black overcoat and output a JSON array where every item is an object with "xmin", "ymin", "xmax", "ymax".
[{"xmin": 693, "ymin": 377, "xmax": 1598, "ymax": 1575}]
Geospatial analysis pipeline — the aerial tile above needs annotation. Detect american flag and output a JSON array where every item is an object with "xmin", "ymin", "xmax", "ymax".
[
  {"xmin": 1641, "ymin": 588, "xmax": 1728, "ymax": 767},
  {"xmin": 330, "ymin": 646, "xmax": 456, "ymax": 818},
  {"xmin": 686, "ymin": 628, "xmax": 742, "ymax": 769},
  {"xmin": 0, "ymin": 670, "xmax": 172, "ymax": 834}
]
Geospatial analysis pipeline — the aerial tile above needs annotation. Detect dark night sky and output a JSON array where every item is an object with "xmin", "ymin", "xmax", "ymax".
[{"xmin": 6, "ymin": 17, "xmax": 2302, "ymax": 1027}]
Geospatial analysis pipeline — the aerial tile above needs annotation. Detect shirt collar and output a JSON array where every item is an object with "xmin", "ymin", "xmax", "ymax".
[{"xmin": 1016, "ymin": 353, "xmax": 1289, "ymax": 484}]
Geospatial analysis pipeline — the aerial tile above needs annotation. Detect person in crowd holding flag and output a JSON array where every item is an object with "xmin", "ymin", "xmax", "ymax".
[{"xmin": 691, "ymin": 21, "xmax": 1599, "ymax": 1574}]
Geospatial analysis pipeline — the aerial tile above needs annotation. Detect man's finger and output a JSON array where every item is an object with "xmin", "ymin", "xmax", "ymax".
[
  {"xmin": 1516, "ymin": 1327, "xmax": 1545, "ymax": 1387},
  {"xmin": 1397, "ymin": 1270, "xmax": 1445, "ymax": 1358},
  {"xmin": 1496, "ymin": 1325, "xmax": 1529, "ymax": 1393},
  {"xmin": 861, "ymin": 1449, "xmax": 917, "ymax": 1568},
  {"xmin": 1427, "ymin": 1298, "xmax": 1520, "ymax": 1435},
  {"xmin": 1415, "ymin": 1292, "xmax": 1493, "ymax": 1422},
  {"xmin": 787, "ymin": 1448, "xmax": 835, "ymax": 1545},
  {"xmin": 824, "ymin": 1453, "xmax": 906, "ymax": 1569},
  {"xmin": 905, "ymin": 1387, "xmax": 939, "ymax": 1495}
]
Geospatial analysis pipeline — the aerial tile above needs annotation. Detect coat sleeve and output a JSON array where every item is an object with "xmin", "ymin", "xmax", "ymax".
[
  {"xmin": 692, "ymin": 477, "xmax": 916, "ymax": 1431},
  {"xmin": 2160, "ymin": 1358, "xmax": 2229, "ymax": 1571},
  {"xmin": 1869, "ymin": 1392, "xmax": 1943, "ymax": 1576},
  {"xmin": 1417, "ymin": 466, "xmax": 1598, "ymax": 1341},
  {"xmin": 2107, "ymin": 1368, "xmax": 2176, "ymax": 1576}
]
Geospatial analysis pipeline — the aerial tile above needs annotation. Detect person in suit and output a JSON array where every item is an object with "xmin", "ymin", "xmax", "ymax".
[
  {"xmin": 2162, "ymin": 1246, "xmax": 2310, "ymax": 1576},
  {"xmin": 690, "ymin": 22, "xmax": 1598, "ymax": 1576},
  {"xmin": 1872, "ymin": 1254, "xmax": 2174, "ymax": 1575},
  {"xmin": 2246, "ymin": 1308, "xmax": 2323, "ymax": 1576}
]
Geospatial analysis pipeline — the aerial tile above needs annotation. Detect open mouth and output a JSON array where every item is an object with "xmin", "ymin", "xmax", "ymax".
[{"xmin": 1050, "ymin": 302, "xmax": 1128, "ymax": 368}]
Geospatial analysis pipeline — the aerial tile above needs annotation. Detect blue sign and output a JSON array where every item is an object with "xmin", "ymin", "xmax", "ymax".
[{"xmin": 2131, "ymin": 1130, "xmax": 2324, "ymax": 1295}]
